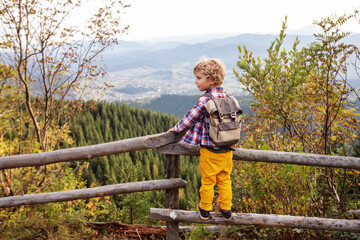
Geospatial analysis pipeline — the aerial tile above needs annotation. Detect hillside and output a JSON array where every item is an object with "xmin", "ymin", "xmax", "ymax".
[
  {"xmin": 67, "ymin": 102, "xmax": 202, "ymax": 224},
  {"xmin": 127, "ymin": 94, "xmax": 253, "ymax": 118}
]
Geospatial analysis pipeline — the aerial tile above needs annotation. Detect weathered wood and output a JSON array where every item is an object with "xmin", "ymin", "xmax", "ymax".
[
  {"xmin": 149, "ymin": 208, "xmax": 360, "ymax": 233},
  {"xmin": 0, "ymin": 179, "xmax": 187, "ymax": 208},
  {"xmin": 165, "ymin": 155, "xmax": 180, "ymax": 180},
  {"xmin": 234, "ymin": 148, "xmax": 360, "ymax": 170},
  {"xmin": 0, "ymin": 132, "xmax": 183, "ymax": 170},
  {"xmin": 157, "ymin": 143, "xmax": 360, "ymax": 170},
  {"xmin": 158, "ymin": 143, "xmax": 201, "ymax": 156},
  {"xmin": 165, "ymin": 155, "xmax": 180, "ymax": 209},
  {"xmin": 165, "ymin": 155, "xmax": 180, "ymax": 240}
]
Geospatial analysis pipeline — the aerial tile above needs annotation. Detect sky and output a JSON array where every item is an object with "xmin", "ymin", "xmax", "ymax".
[{"xmin": 120, "ymin": 0, "xmax": 360, "ymax": 41}]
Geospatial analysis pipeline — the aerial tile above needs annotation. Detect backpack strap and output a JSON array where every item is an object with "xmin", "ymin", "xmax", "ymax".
[
  {"xmin": 201, "ymin": 91, "xmax": 212, "ymax": 98},
  {"xmin": 212, "ymin": 97, "xmax": 224, "ymax": 121},
  {"xmin": 228, "ymin": 97, "xmax": 239, "ymax": 119},
  {"xmin": 224, "ymin": 92, "xmax": 242, "ymax": 119}
]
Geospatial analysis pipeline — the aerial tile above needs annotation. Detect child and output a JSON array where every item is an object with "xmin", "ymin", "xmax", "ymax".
[{"xmin": 168, "ymin": 58, "xmax": 233, "ymax": 220}]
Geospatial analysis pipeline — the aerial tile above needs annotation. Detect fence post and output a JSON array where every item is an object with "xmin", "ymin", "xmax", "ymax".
[{"xmin": 165, "ymin": 154, "xmax": 180, "ymax": 240}]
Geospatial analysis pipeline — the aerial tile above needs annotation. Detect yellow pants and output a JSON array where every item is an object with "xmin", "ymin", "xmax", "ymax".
[{"xmin": 199, "ymin": 148, "xmax": 233, "ymax": 211}]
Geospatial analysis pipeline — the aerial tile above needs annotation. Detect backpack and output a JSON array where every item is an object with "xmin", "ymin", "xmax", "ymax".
[{"xmin": 203, "ymin": 92, "xmax": 242, "ymax": 147}]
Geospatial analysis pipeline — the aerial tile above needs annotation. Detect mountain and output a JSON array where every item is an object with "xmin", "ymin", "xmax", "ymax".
[
  {"xmin": 103, "ymin": 33, "xmax": 317, "ymax": 71},
  {"xmin": 88, "ymin": 32, "xmax": 360, "ymax": 102}
]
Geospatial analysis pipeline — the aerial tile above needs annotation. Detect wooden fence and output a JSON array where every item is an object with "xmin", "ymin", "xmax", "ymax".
[{"xmin": 0, "ymin": 132, "xmax": 359, "ymax": 239}]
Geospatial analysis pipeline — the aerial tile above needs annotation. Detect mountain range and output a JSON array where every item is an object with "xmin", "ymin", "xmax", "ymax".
[{"xmin": 88, "ymin": 30, "xmax": 360, "ymax": 102}]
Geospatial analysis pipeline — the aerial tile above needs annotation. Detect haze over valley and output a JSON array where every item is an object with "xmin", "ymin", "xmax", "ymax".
[{"xmin": 88, "ymin": 31, "xmax": 360, "ymax": 102}]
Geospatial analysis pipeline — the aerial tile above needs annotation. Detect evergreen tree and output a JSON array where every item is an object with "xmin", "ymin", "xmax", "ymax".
[{"xmin": 68, "ymin": 101, "xmax": 203, "ymax": 223}]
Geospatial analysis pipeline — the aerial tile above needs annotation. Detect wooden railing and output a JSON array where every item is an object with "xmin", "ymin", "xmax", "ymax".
[{"xmin": 0, "ymin": 132, "xmax": 359, "ymax": 240}]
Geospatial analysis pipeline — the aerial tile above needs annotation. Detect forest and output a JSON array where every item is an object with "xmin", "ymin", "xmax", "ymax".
[
  {"xmin": 64, "ymin": 102, "xmax": 201, "ymax": 220},
  {"xmin": 0, "ymin": 1, "xmax": 359, "ymax": 239},
  {"xmin": 127, "ymin": 94, "xmax": 253, "ymax": 118}
]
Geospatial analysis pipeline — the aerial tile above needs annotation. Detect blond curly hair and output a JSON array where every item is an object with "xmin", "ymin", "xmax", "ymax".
[{"xmin": 193, "ymin": 58, "xmax": 226, "ymax": 86}]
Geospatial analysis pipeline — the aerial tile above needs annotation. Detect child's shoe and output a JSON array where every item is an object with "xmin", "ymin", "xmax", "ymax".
[
  {"xmin": 197, "ymin": 205, "xmax": 210, "ymax": 220},
  {"xmin": 220, "ymin": 208, "xmax": 232, "ymax": 220}
]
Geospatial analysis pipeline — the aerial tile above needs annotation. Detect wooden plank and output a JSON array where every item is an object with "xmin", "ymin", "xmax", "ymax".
[
  {"xmin": 165, "ymin": 155, "xmax": 180, "ymax": 240},
  {"xmin": 0, "ymin": 132, "xmax": 183, "ymax": 170},
  {"xmin": 149, "ymin": 208, "xmax": 360, "ymax": 233},
  {"xmin": 0, "ymin": 178, "xmax": 187, "ymax": 208},
  {"xmin": 157, "ymin": 143, "xmax": 360, "ymax": 170}
]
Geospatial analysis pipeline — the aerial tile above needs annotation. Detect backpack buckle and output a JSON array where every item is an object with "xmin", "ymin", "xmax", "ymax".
[
  {"xmin": 230, "ymin": 112, "xmax": 237, "ymax": 118},
  {"xmin": 219, "ymin": 112, "xmax": 224, "ymax": 120}
]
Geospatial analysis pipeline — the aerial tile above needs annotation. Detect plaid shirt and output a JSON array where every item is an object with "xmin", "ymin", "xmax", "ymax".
[{"xmin": 173, "ymin": 87, "xmax": 228, "ymax": 149}]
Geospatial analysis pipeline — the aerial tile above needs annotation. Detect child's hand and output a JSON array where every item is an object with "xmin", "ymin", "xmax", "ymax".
[{"xmin": 167, "ymin": 128, "xmax": 176, "ymax": 132}]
